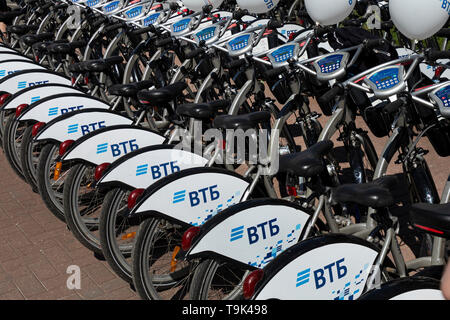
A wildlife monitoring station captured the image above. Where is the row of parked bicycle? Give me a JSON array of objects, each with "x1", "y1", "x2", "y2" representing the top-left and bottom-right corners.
[{"x1": 0, "y1": 0, "x2": 449, "y2": 300}]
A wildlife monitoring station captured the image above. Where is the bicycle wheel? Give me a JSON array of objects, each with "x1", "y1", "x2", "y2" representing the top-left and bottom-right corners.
[
  {"x1": 36, "y1": 143, "x2": 68, "y2": 222},
  {"x1": 20, "y1": 124, "x2": 41, "y2": 192},
  {"x1": 132, "y1": 217, "x2": 197, "y2": 300},
  {"x1": 3, "y1": 115, "x2": 27, "y2": 181},
  {"x1": 189, "y1": 259, "x2": 249, "y2": 300},
  {"x1": 99, "y1": 187, "x2": 137, "y2": 283},
  {"x1": 63, "y1": 163, "x2": 105, "y2": 255}
]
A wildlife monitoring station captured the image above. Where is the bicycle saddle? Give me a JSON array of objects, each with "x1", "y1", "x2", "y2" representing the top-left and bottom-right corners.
[
  {"x1": 213, "y1": 111, "x2": 271, "y2": 131},
  {"x1": 176, "y1": 100, "x2": 230, "y2": 120},
  {"x1": 32, "y1": 40, "x2": 55, "y2": 53},
  {"x1": 47, "y1": 41, "x2": 85, "y2": 55},
  {"x1": 278, "y1": 140, "x2": 334, "y2": 178},
  {"x1": 20, "y1": 33, "x2": 54, "y2": 46},
  {"x1": 410, "y1": 202, "x2": 450, "y2": 238},
  {"x1": 108, "y1": 80, "x2": 154, "y2": 98},
  {"x1": 7, "y1": 24, "x2": 38, "y2": 36},
  {"x1": 68, "y1": 56, "x2": 124, "y2": 73},
  {"x1": 138, "y1": 82, "x2": 188, "y2": 106},
  {"x1": 332, "y1": 174, "x2": 408, "y2": 208}
]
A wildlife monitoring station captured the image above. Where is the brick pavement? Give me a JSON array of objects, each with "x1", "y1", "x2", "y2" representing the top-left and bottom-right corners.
[{"x1": 0, "y1": 150, "x2": 138, "y2": 300}]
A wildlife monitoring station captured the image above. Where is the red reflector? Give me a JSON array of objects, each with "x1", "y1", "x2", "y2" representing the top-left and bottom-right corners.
[
  {"x1": 243, "y1": 269, "x2": 264, "y2": 299},
  {"x1": 59, "y1": 140, "x2": 75, "y2": 157},
  {"x1": 127, "y1": 188, "x2": 145, "y2": 210},
  {"x1": 413, "y1": 224, "x2": 444, "y2": 235},
  {"x1": 15, "y1": 104, "x2": 29, "y2": 118},
  {"x1": 84, "y1": 76, "x2": 89, "y2": 85},
  {"x1": 435, "y1": 66, "x2": 445, "y2": 78},
  {"x1": 181, "y1": 226, "x2": 200, "y2": 251},
  {"x1": 0, "y1": 93, "x2": 11, "y2": 106},
  {"x1": 32, "y1": 122, "x2": 46, "y2": 137},
  {"x1": 287, "y1": 186, "x2": 297, "y2": 197},
  {"x1": 94, "y1": 162, "x2": 111, "y2": 181}
]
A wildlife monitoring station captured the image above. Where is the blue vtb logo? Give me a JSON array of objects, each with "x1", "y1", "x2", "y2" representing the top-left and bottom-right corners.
[
  {"x1": 230, "y1": 225, "x2": 244, "y2": 242},
  {"x1": 31, "y1": 96, "x2": 40, "y2": 103},
  {"x1": 296, "y1": 258, "x2": 348, "y2": 290},
  {"x1": 68, "y1": 121, "x2": 106, "y2": 135},
  {"x1": 172, "y1": 185, "x2": 220, "y2": 207},
  {"x1": 96, "y1": 139, "x2": 139, "y2": 157},
  {"x1": 135, "y1": 161, "x2": 180, "y2": 179},
  {"x1": 0, "y1": 70, "x2": 20, "y2": 77},
  {"x1": 229, "y1": 218, "x2": 280, "y2": 245},
  {"x1": 48, "y1": 105, "x2": 84, "y2": 117},
  {"x1": 126, "y1": 6, "x2": 142, "y2": 18},
  {"x1": 18, "y1": 80, "x2": 49, "y2": 89},
  {"x1": 104, "y1": 0, "x2": 119, "y2": 12},
  {"x1": 144, "y1": 13, "x2": 160, "y2": 26}
]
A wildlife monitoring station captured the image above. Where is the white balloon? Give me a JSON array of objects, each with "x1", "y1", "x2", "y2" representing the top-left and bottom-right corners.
[
  {"x1": 304, "y1": 0, "x2": 356, "y2": 26},
  {"x1": 236, "y1": 0, "x2": 280, "y2": 14},
  {"x1": 181, "y1": 0, "x2": 223, "y2": 12},
  {"x1": 390, "y1": 0, "x2": 449, "y2": 40}
]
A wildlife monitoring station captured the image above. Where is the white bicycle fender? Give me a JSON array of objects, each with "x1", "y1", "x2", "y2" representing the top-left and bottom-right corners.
[
  {"x1": 188, "y1": 199, "x2": 311, "y2": 268},
  {"x1": 18, "y1": 94, "x2": 110, "y2": 123},
  {"x1": 0, "y1": 70, "x2": 71, "y2": 95},
  {"x1": 62, "y1": 126, "x2": 165, "y2": 165},
  {"x1": 131, "y1": 168, "x2": 250, "y2": 226},
  {"x1": 0, "y1": 52, "x2": 32, "y2": 63},
  {"x1": 0, "y1": 60, "x2": 45, "y2": 80},
  {"x1": 2, "y1": 84, "x2": 84, "y2": 110},
  {"x1": 98, "y1": 146, "x2": 208, "y2": 189},
  {"x1": 34, "y1": 110, "x2": 132, "y2": 143},
  {"x1": 254, "y1": 237, "x2": 379, "y2": 300}
]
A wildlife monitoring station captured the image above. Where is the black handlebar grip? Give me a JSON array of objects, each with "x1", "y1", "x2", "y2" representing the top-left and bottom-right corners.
[
  {"x1": 70, "y1": 40, "x2": 86, "y2": 48},
  {"x1": 264, "y1": 67, "x2": 286, "y2": 79},
  {"x1": 233, "y1": 9, "x2": 249, "y2": 20},
  {"x1": 315, "y1": 26, "x2": 331, "y2": 37},
  {"x1": 92, "y1": 17, "x2": 108, "y2": 29},
  {"x1": 267, "y1": 19, "x2": 283, "y2": 30},
  {"x1": 185, "y1": 48, "x2": 205, "y2": 60},
  {"x1": 435, "y1": 28, "x2": 450, "y2": 39},
  {"x1": 364, "y1": 38, "x2": 387, "y2": 49},
  {"x1": 381, "y1": 21, "x2": 393, "y2": 31},
  {"x1": 154, "y1": 37, "x2": 173, "y2": 47},
  {"x1": 104, "y1": 22, "x2": 128, "y2": 33},
  {"x1": 383, "y1": 99, "x2": 405, "y2": 114},
  {"x1": 131, "y1": 26, "x2": 155, "y2": 36},
  {"x1": 224, "y1": 59, "x2": 246, "y2": 69},
  {"x1": 317, "y1": 86, "x2": 344, "y2": 105},
  {"x1": 427, "y1": 50, "x2": 450, "y2": 61},
  {"x1": 54, "y1": 3, "x2": 68, "y2": 10},
  {"x1": 343, "y1": 19, "x2": 363, "y2": 27}
]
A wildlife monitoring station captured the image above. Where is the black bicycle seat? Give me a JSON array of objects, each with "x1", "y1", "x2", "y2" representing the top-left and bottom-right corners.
[
  {"x1": 108, "y1": 80, "x2": 154, "y2": 98},
  {"x1": 20, "y1": 32, "x2": 54, "y2": 46},
  {"x1": 47, "y1": 41, "x2": 85, "y2": 55},
  {"x1": 68, "y1": 56, "x2": 124, "y2": 73},
  {"x1": 278, "y1": 140, "x2": 334, "y2": 178},
  {"x1": 7, "y1": 24, "x2": 38, "y2": 36},
  {"x1": 138, "y1": 82, "x2": 187, "y2": 106},
  {"x1": 332, "y1": 174, "x2": 409, "y2": 208},
  {"x1": 176, "y1": 100, "x2": 229, "y2": 120},
  {"x1": 213, "y1": 111, "x2": 271, "y2": 131}
]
